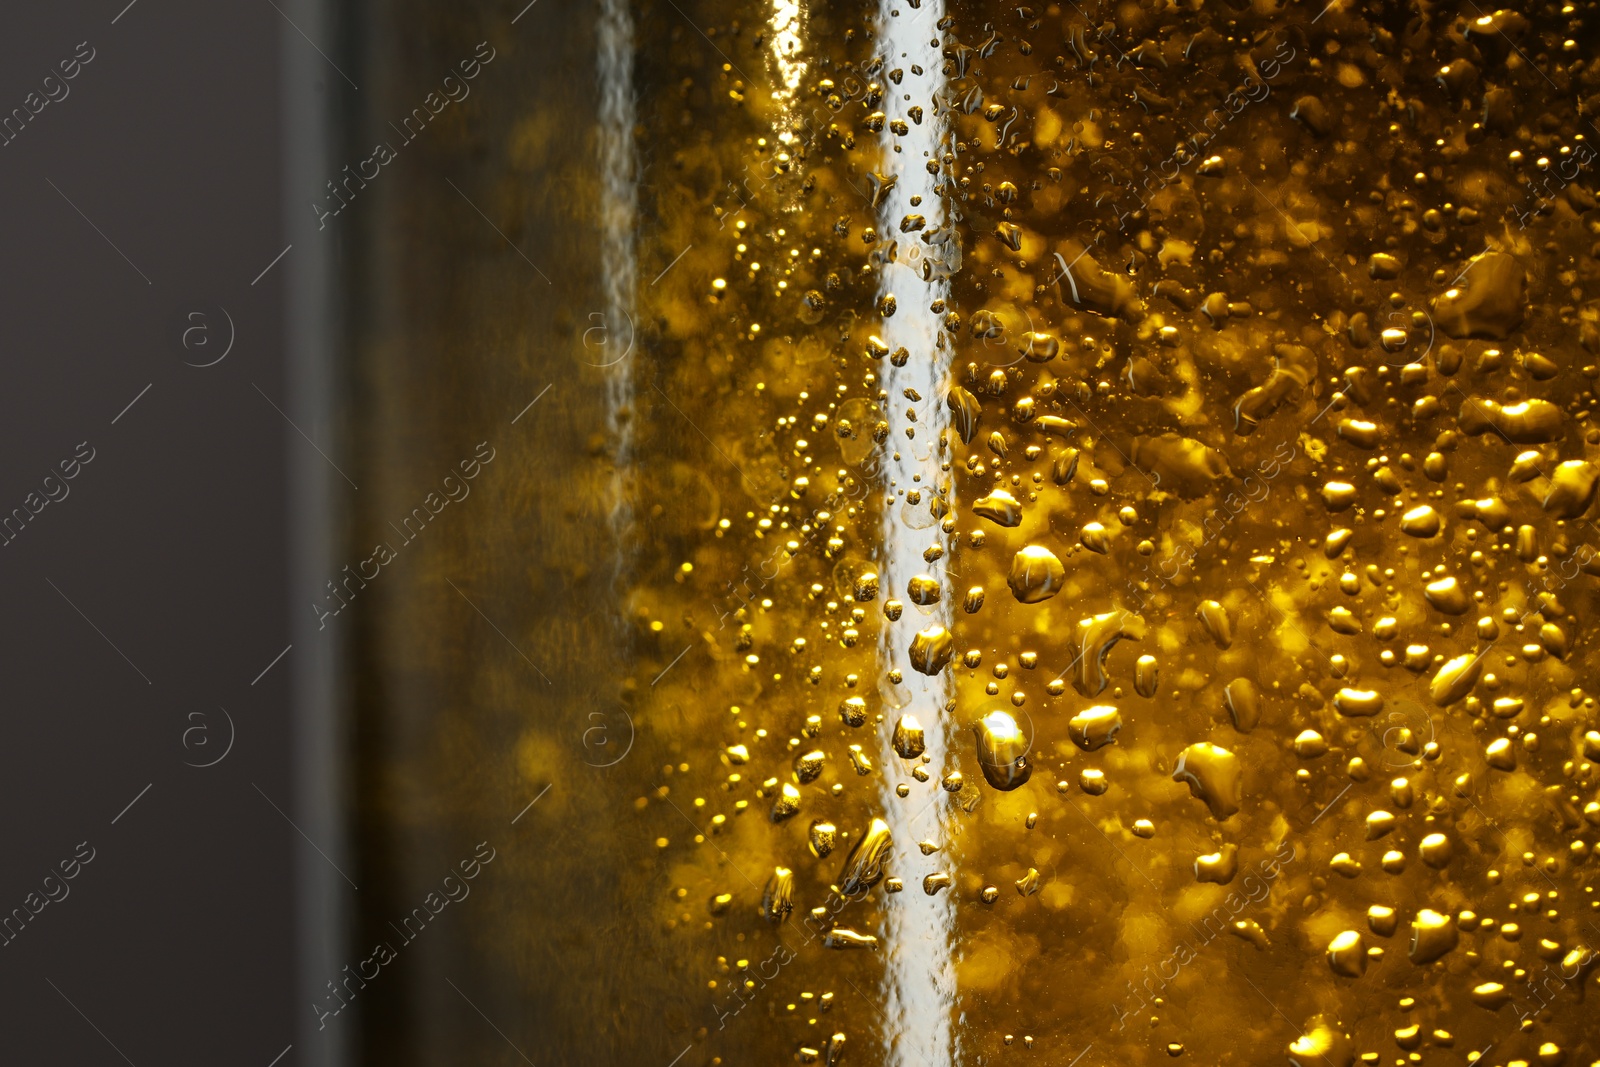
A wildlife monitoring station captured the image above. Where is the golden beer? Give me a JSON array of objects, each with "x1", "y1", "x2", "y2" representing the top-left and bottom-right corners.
[{"x1": 335, "y1": 1, "x2": 1600, "y2": 1064}]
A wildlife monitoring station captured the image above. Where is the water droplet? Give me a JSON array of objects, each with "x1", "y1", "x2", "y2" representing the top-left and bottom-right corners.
[
  {"x1": 1224, "y1": 678, "x2": 1260, "y2": 732},
  {"x1": 908, "y1": 625, "x2": 954, "y2": 674},
  {"x1": 1327, "y1": 930, "x2": 1366, "y2": 977},
  {"x1": 1171, "y1": 742, "x2": 1241, "y2": 819},
  {"x1": 891, "y1": 714, "x2": 925, "y2": 758},
  {"x1": 972, "y1": 489, "x2": 1023, "y2": 527},
  {"x1": 1409, "y1": 909, "x2": 1459, "y2": 964},
  {"x1": 837, "y1": 818, "x2": 892, "y2": 896},
  {"x1": 1399, "y1": 505, "x2": 1441, "y2": 537},
  {"x1": 1333, "y1": 688, "x2": 1383, "y2": 717},
  {"x1": 1135, "y1": 655, "x2": 1159, "y2": 698},
  {"x1": 1068, "y1": 704, "x2": 1122, "y2": 750},
  {"x1": 906, "y1": 574, "x2": 941, "y2": 605},
  {"x1": 1289, "y1": 1017, "x2": 1356, "y2": 1067},
  {"x1": 1329, "y1": 853, "x2": 1362, "y2": 878},
  {"x1": 1430, "y1": 652, "x2": 1482, "y2": 706},
  {"x1": 1544, "y1": 460, "x2": 1599, "y2": 517},
  {"x1": 1418, "y1": 832, "x2": 1453, "y2": 868},
  {"x1": 1230, "y1": 918, "x2": 1270, "y2": 949},
  {"x1": 1195, "y1": 844, "x2": 1238, "y2": 884},
  {"x1": 1020, "y1": 331, "x2": 1059, "y2": 363},
  {"x1": 809, "y1": 820, "x2": 838, "y2": 858},
  {"x1": 822, "y1": 927, "x2": 879, "y2": 950},
  {"x1": 795, "y1": 750, "x2": 826, "y2": 783},
  {"x1": 762, "y1": 867, "x2": 794, "y2": 921},
  {"x1": 1457, "y1": 396, "x2": 1562, "y2": 443},
  {"x1": 1294, "y1": 730, "x2": 1328, "y2": 758},
  {"x1": 1008, "y1": 545, "x2": 1065, "y2": 603},
  {"x1": 1196, "y1": 600, "x2": 1232, "y2": 648},
  {"x1": 1485, "y1": 736, "x2": 1516, "y2": 771},
  {"x1": 771, "y1": 782, "x2": 801, "y2": 822},
  {"x1": 1470, "y1": 982, "x2": 1511, "y2": 1010},
  {"x1": 1080, "y1": 521, "x2": 1112, "y2": 553},
  {"x1": 1423, "y1": 576, "x2": 1470, "y2": 615},
  {"x1": 973, "y1": 710, "x2": 1032, "y2": 790}
]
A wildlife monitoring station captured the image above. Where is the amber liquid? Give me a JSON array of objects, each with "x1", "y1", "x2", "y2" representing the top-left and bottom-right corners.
[{"x1": 342, "y1": 1, "x2": 1600, "y2": 1064}]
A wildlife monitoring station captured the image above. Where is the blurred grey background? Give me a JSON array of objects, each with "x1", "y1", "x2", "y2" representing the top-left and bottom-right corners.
[{"x1": 0, "y1": 1, "x2": 316, "y2": 1063}]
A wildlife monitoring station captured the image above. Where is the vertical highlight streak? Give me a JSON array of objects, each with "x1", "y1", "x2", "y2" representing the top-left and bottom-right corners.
[
  {"x1": 767, "y1": 0, "x2": 807, "y2": 108},
  {"x1": 597, "y1": 0, "x2": 637, "y2": 544},
  {"x1": 872, "y1": 2, "x2": 957, "y2": 1065}
]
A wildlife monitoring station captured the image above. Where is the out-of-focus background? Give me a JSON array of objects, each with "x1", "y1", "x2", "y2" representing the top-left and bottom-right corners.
[
  {"x1": 0, "y1": 2, "x2": 302, "y2": 1063},
  {"x1": 0, "y1": 0, "x2": 654, "y2": 1058},
  {"x1": 0, "y1": 3, "x2": 644, "y2": 1064}
]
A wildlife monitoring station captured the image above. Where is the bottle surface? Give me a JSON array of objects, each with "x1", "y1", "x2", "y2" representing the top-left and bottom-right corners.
[{"x1": 340, "y1": 0, "x2": 1600, "y2": 1064}]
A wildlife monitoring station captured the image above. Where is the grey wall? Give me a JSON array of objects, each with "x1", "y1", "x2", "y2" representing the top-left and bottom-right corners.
[{"x1": 0, "y1": 2, "x2": 303, "y2": 1064}]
